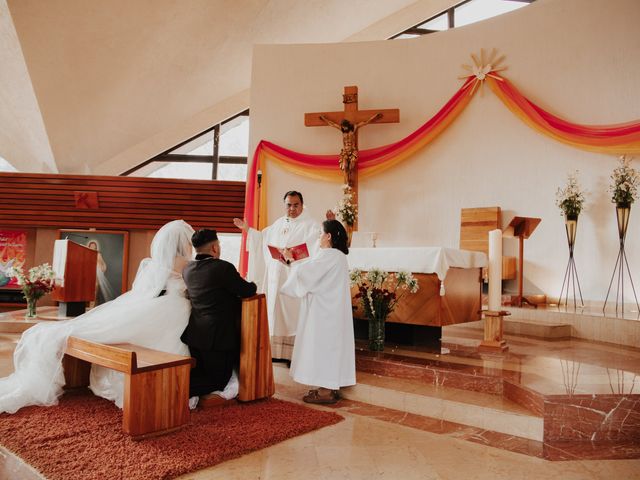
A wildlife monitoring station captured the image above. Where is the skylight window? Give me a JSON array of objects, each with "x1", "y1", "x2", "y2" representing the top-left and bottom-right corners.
[{"x1": 391, "y1": 0, "x2": 533, "y2": 39}]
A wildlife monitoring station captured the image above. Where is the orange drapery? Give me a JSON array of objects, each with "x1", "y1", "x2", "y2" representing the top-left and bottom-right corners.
[{"x1": 240, "y1": 72, "x2": 640, "y2": 275}]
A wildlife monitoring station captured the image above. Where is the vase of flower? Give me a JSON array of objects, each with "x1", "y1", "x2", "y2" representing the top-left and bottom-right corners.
[
  {"x1": 604, "y1": 155, "x2": 640, "y2": 313},
  {"x1": 556, "y1": 171, "x2": 585, "y2": 251},
  {"x1": 556, "y1": 171, "x2": 586, "y2": 307},
  {"x1": 336, "y1": 185, "x2": 357, "y2": 247},
  {"x1": 350, "y1": 268, "x2": 419, "y2": 352},
  {"x1": 610, "y1": 154, "x2": 637, "y2": 245},
  {"x1": 615, "y1": 203, "x2": 631, "y2": 243},
  {"x1": 368, "y1": 312, "x2": 386, "y2": 351},
  {"x1": 26, "y1": 296, "x2": 37, "y2": 318},
  {"x1": 564, "y1": 215, "x2": 578, "y2": 250},
  {"x1": 8, "y1": 263, "x2": 56, "y2": 319},
  {"x1": 609, "y1": 155, "x2": 638, "y2": 245}
]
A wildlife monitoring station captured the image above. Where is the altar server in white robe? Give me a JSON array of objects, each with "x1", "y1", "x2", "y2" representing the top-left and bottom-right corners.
[
  {"x1": 281, "y1": 219, "x2": 356, "y2": 404},
  {"x1": 234, "y1": 191, "x2": 322, "y2": 360}
]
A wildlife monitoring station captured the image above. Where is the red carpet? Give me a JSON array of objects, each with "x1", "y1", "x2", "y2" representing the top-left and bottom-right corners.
[{"x1": 0, "y1": 390, "x2": 343, "y2": 480}]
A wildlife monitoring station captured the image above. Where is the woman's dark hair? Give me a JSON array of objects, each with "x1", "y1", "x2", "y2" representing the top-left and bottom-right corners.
[
  {"x1": 283, "y1": 191, "x2": 304, "y2": 204},
  {"x1": 322, "y1": 220, "x2": 349, "y2": 255}
]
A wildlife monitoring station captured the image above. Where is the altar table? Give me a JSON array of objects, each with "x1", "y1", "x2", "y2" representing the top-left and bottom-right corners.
[{"x1": 348, "y1": 247, "x2": 487, "y2": 327}]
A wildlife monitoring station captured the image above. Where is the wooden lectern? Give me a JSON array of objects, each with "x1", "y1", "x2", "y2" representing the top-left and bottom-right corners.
[
  {"x1": 238, "y1": 294, "x2": 275, "y2": 402},
  {"x1": 51, "y1": 239, "x2": 98, "y2": 316},
  {"x1": 506, "y1": 216, "x2": 541, "y2": 308}
]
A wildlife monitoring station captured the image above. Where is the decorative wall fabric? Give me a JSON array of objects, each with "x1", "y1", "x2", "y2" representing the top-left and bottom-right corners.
[{"x1": 240, "y1": 70, "x2": 640, "y2": 275}]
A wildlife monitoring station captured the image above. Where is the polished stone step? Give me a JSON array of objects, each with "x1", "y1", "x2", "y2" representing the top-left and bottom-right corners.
[
  {"x1": 343, "y1": 372, "x2": 543, "y2": 442},
  {"x1": 447, "y1": 317, "x2": 572, "y2": 340},
  {"x1": 273, "y1": 364, "x2": 544, "y2": 442},
  {"x1": 506, "y1": 305, "x2": 640, "y2": 347}
]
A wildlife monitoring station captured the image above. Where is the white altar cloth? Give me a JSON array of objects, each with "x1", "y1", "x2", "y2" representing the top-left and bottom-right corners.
[{"x1": 347, "y1": 247, "x2": 487, "y2": 281}]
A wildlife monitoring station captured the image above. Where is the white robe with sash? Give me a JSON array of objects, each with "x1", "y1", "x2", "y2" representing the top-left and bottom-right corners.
[
  {"x1": 246, "y1": 211, "x2": 321, "y2": 357},
  {"x1": 281, "y1": 248, "x2": 356, "y2": 390}
]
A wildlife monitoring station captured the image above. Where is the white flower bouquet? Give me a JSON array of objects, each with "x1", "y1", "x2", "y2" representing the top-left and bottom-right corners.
[
  {"x1": 9, "y1": 263, "x2": 56, "y2": 317},
  {"x1": 350, "y1": 268, "x2": 419, "y2": 351},
  {"x1": 555, "y1": 170, "x2": 586, "y2": 219},
  {"x1": 335, "y1": 184, "x2": 358, "y2": 226},
  {"x1": 609, "y1": 155, "x2": 639, "y2": 206}
]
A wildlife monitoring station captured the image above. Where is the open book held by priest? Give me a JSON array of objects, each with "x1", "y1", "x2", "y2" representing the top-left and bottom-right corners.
[{"x1": 268, "y1": 243, "x2": 309, "y2": 266}]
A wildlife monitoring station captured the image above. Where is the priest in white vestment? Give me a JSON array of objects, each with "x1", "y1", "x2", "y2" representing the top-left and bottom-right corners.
[
  {"x1": 234, "y1": 191, "x2": 322, "y2": 360},
  {"x1": 281, "y1": 219, "x2": 356, "y2": 404}
]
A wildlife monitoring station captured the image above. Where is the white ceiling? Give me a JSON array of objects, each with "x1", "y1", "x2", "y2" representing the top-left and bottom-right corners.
[{"x1": 1, "y1": 0, "x2": 452, "y2": 175}]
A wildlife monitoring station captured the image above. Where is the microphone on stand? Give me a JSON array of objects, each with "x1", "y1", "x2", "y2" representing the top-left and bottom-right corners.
[{"x1": 257, "y1": 169, "x2": 263, "y2": 187}]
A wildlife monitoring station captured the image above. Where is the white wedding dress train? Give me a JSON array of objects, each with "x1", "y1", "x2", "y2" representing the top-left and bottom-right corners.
[
  {"x1": 87, "y1": 272, "x2": 191, "y2": 407},
  {"x1": 0, "y1": 220, "x2": 194, "y2": 413}
]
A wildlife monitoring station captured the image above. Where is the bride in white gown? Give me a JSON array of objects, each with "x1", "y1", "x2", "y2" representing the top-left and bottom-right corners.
[{"x1": 1, "y1": 220, "x2": 196, "y2": 413}]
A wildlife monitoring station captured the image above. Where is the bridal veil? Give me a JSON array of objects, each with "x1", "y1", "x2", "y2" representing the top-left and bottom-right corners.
[{"x1": 0, "y1": 220, "x2": 195, "y2": 413}]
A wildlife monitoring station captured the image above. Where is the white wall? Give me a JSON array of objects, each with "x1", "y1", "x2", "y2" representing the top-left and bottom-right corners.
[{"x1": 249, "y1": 0, "x2": 640, "y2": 303}]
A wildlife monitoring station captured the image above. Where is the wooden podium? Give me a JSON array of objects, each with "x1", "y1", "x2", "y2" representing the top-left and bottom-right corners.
[
  {"x1": 238, "y1": 294, "x2": 275, "y2": 402},
  {"x1": 51, "y1": 239, "x2": 98, "y2": 316},
  {"x1": 506, "y1": 216, "x2": 541, "y2": 308}
]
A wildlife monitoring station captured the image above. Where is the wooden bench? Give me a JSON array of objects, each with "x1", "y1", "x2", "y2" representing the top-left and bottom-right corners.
[
  {"x1": 63, "y1": 337, "x2": 195, "y2": 439},
  {"x1": 61, "y1": 294, "x2": 274, "y2": 436}
]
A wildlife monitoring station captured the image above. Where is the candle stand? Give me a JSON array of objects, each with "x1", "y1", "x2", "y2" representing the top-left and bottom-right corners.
[{"x1": 478, "y1": 310, "x2": 510, "y2": 352}]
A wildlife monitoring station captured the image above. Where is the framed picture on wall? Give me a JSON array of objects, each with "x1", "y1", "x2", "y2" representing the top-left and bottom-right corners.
[
  {"x1": 58, "y1": 229, "x2": 129, "y2": 305},
  {"x1": 0, "y1": 229, "x2": 28, "y2": 288}
]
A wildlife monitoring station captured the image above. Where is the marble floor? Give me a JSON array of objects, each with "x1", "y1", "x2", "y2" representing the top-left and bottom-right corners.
[
  {"x1": 1, "y1": 329, "x2": 640, "y2": 479},
  {"x1": 372, "y1": 327, "x2": 640, "y2": 397}
]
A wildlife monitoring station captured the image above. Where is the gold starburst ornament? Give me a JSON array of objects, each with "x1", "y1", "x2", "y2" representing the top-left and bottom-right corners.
[{"x1": 460, "y1": 48, "x2": 508, "y2": 95}]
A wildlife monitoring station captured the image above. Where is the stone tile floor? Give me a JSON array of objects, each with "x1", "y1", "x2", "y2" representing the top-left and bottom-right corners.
[{"x1": 1, "y1": 329, "x2": 639, "y2": 479}]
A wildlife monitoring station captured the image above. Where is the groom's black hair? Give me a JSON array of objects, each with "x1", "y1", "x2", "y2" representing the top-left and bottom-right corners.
[{"x1": 191, "y1": 229, "x2": 218, "y2": 248}]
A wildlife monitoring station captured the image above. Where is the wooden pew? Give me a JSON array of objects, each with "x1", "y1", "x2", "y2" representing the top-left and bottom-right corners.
[
  {"x1": 62, "y1": 294, "x2": 274, "y2": 433},
  {"x1": 238, "y1": 294, "x2": 275, "y2": 401},
  {"x1": 63, "y1": 337, "x2": 194, "y2": 439}
]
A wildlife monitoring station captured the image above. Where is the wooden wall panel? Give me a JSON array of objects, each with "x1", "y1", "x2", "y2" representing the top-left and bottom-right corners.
[
  {"x1": 460, "y1": 207, "x2": 501, "y2": 255},
  {"x1": 0, "y1": 173, "x2": 245, "y2": 232},
  {"x1": 459, "y1": 206, "x2": 517, "y2": 281}
]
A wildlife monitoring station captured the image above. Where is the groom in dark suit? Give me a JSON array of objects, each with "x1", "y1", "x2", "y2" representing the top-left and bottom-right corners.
[{"x1": 181, "y1": 229, "x2": 257, "y2": 397}]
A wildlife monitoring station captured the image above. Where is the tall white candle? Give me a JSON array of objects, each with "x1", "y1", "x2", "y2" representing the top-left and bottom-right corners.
[{"x1": 488, "y1": 229, "x2": 503, "y2": 311}]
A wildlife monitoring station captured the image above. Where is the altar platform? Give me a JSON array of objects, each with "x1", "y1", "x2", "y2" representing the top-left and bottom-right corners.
[
  {"x1": 3, "y1": 304, "x2": 638, "y2": 462},
  {"x1": 275, "y1": 307, "x2": 640, "y2": 462}
]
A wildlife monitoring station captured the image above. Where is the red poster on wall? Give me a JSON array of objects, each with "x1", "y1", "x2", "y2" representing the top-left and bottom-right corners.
[{"x1": 0, "y1": 230, "x2": 27, "y2": 288}]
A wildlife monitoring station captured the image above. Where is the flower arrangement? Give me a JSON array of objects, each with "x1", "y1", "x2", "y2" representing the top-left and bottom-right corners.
[
  {"x1": 350, "y1": 268, "x2": 419, "y2": 351},
  {"x1": 9, "y1": 263, "x2": 56, "y2": 317},
  {"x1": 609, "y1": 155, "x2": 639, "y2": 207},
  {"x1": 335, "y1": 184, "x2": 358, "y2": 227},
  {"x1": 555, "y1": 170, "x2": 586, "y2": 219}
]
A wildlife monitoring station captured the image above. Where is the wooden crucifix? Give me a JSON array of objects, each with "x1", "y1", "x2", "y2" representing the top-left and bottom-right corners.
[{"x1": 305, "y1": 86, "x2": 399, "y2": 230}]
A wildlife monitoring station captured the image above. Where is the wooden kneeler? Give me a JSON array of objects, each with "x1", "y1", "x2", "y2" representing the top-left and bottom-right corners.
[
  {"x1": 63, "y1": 337, "x2": 195, "y2": 439},
  {"x1": 238, "y1": 294, "x2": 275, "y2": 401}
]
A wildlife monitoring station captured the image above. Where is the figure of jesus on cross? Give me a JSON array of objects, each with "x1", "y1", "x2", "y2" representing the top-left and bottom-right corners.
[
  {"x1": 318, "y1": 113, "x2": 382, "y2": 186},
  {"x1": 305, "y1": 86, "x2": 399, "y2": 229}
]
